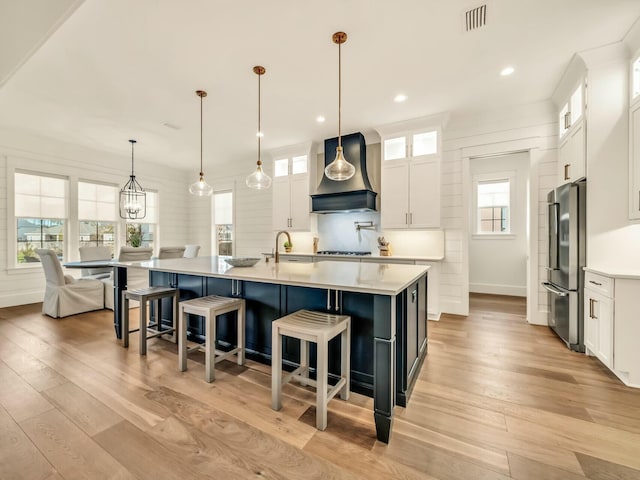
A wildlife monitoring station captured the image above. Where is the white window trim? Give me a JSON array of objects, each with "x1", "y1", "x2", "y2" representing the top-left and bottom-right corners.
[
  {"x1": 472, "y1": 170, "x2": 516, "y2": 237},
  {"x1": 7, "y1": 155, "x2": 162, "y2": 270},
  {"x1": 8, "y1": 163, "x2": 70, "y2": 271},
  {"x1": 211, "y1": 182, "x2": 235, "y2": 257}
]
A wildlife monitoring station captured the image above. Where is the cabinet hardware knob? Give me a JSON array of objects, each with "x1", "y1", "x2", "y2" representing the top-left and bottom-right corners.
[{"x1": 564, "y1": 164, "x2": 570, "y2": 180}]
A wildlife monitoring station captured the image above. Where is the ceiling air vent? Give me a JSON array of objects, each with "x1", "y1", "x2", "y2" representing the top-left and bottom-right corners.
[{"x1": 465, "y1": 4, "x2": 487, "y2": 31}]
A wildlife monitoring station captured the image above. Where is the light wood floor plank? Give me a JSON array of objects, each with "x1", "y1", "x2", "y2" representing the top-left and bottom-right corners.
[
  {"x1": 0, "y1": 359, "x2": 54, "y2": 422},
  {"x1": 19, "y1": 409, "x2": 135, "y2": 480},
  {"x1": 0, "y1": 404, "x2": 56, "y2": 480},
  {"x1": 2, "y1": 294, "x2": 640, "y2": 479},
  {"x1": 42, "y1": 381, "x2": 124, "y2": 437}
]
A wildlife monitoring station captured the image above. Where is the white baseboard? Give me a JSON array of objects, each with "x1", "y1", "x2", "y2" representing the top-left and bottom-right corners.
[
  {"x1": 469, "y1": 283, "x2": 526, "y2": 297},
  {"x1": 0, "y1": 290, "x2": 43, "y2": 309},
  {"x1": 427, "y1": 311, "x2": 441, "y2": 321}
]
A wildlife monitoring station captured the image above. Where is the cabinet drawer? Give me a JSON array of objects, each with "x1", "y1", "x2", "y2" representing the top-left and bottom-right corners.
[{"x1": 584, "y1": 272, "x2": 613, "y2": 298}]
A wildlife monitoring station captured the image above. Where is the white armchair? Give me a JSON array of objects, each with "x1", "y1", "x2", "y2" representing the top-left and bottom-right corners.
[
  {"x1": 36, "y1": 249, "x2": 104, "y2": 318},
  {"x1": 79, "y1": 246, "x2": 112, "y2": 279},
  {"x1": 103, "y1": 246, "x2": 153, "y2": 310},
  {"x1": 183, "y1": 244, "x2": 200, "y2": 258}
]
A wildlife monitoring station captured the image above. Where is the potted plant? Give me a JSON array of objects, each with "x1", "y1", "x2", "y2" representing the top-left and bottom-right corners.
[
  {"x1": 127, "y1": 225, "x2": 143, "y2": 248},
  {"x1": 283, "y1": 241, "x2": 293, "y2": 253}
]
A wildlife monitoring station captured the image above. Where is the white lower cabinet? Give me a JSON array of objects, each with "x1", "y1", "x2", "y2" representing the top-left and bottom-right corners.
[
  {"x1": 584, "y1": 288, "x2": 613, "y2": 368},
  {"x1": 584, "y1": 270, "x2": 640, "y2": 388}
]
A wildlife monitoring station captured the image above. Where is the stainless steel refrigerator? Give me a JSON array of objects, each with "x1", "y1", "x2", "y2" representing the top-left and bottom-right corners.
[{"x1": 542, "y1": 180, "x2": 586, "y2": 352}]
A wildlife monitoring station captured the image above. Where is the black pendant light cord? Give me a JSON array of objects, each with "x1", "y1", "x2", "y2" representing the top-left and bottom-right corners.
[{"x1": 130, "y1": 139, "x2": 136, "y2": 177}]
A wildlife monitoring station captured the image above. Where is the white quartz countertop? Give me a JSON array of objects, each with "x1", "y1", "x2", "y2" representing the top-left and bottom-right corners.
[
  {"x1": 583, "y1": 266, "x2": 640, "y2": 280},
  {"x1": 120, "y1": 256, "x2": 430, "y2": 295},
  {"x1": 280, "y1": 252, "x2": 445, "y2": 261}
]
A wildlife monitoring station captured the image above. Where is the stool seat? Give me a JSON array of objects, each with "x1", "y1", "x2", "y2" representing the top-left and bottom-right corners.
[
  {"x1": 271, "y1": 309, "x2": 351, "y2": 431},
  {"x1": 178, "y1": 295, "x2": 245, "y2": 382},
  {"x1": 122, "y1": 286, "x2": 179, "y2": 355}
]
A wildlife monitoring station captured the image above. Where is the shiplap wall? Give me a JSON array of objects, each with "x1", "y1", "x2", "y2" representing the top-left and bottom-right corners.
[
  {"x1": 442, "y1": 101, "x2": 558, "y2": 320},
  {"x1": 187, "y1": 162, "x2": 272, "y2": 258},
  {"x1": 0, "y1": 129, "x2": 190, "y2": 308}
]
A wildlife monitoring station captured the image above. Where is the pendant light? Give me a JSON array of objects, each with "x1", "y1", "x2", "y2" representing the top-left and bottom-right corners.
[
  {"x1": 325, "y1": 31, "x2": 355, "y2": 181},
  {"x1": 119, "y1": 139, "x2": 146, "y2": 219},
  {"x1": 246, "y1": 65, "x2": 272, "y2": 189},
  {"x1": 189, "y1": 90, "x2": 214, "y2": 196}
]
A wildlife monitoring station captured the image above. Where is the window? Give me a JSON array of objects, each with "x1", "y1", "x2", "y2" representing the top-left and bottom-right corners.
[
  {"x1": 78, "y1": 181, "x2": 117, "y2": 256},
  {"x1": 15, "y1": 172, "x2": 67, "y2": 264},
  {"x1": 476, "y1": 179, "x2": 510, "y2": 234},
  {"x1": 126, "y1": 191, "x2": 157, "y2": 249},
  {"x1": 213, "y1": 191, "x2": 233, "y2": 255}
]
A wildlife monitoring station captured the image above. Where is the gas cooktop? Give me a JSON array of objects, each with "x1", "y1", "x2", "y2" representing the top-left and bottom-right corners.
[{"x1": 316, "y1": 250, "x2": 372, "y2": 256}]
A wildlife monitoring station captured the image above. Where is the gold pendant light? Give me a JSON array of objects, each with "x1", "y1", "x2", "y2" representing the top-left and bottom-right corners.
[
  {"x1": 325, "y1": 31, "x2": 355, "y2": 182},
  {"x1": 119, "y1": 139, "x2": 147, "y2": 219},
  {"x1": 189, "y1": 90, "x2": 214, "y2": 196},
  {"x1": 246, "y1": 65, "x2": 272, "y2": 190}
]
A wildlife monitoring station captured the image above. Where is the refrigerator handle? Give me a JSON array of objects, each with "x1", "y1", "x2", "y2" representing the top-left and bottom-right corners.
[
  {"x1": 542, "y1": 282, "x2": 568, "y2": 297},
  {"x1": 548, "y1": 203, "x2": 559, "y2": 270}
]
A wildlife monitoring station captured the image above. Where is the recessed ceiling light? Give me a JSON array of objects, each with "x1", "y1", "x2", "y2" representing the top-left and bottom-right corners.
[
  {"x1": 316, "y1": 115, "x2": 325, "y2": 123},
  {"x1": 256, "y1": 131, "x2": 264, "y2": 137},
  {"x1": 394, "y1": 94, "x2": 407, "y2": 103},
  {"x1": 500, "y1": 66, "x2": 515, "y2": 76}
]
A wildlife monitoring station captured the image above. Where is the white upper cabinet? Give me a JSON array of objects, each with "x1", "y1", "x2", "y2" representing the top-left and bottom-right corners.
[
  {"x1": 377, "y1": 117, "x2": 444, "y2": 230},
  {"x1": 629, "y1": 55, "x2": 640, "y2": 219},
  {"x1": 270, "y1": 143, "x2": 316, "y2": 231},
  {"x1": 557, "y1": 82, "x2": 586, "y2": 184}
]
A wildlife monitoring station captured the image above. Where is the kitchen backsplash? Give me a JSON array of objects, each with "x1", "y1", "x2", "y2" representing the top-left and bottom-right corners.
[{"x1": 287, "y1": 212, "x2": 445, "y2": 257}]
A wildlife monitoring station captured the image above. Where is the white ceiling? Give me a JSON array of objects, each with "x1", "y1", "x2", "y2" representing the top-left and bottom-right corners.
[{"x1": 1, "y1": 0, "x2": 639, "y2": 172}]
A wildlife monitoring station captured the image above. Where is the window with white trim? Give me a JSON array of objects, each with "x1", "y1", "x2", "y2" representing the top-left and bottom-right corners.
[
  {"x1": 78, "y1": 181, "x2": 117, "y2": 257},
  {"x1": 126, "y1": 191, "x2": 157, "y2": 250},
  {"x1": 15, "y1": 172, "x2": 68, "y2": 264},
  {"x1": 475, "y1": 178, "x2": 511, "y2": 234},
  {"x1": 213, "y1": 190, "x2": 233, "y2": 255}
]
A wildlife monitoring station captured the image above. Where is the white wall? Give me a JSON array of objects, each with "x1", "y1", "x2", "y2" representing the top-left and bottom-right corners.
[
  {"x1": 469, "y1": 152, "x2": 529, "y2": 296},
  {"x1": 0, "y1": 128, "x2": 190, "y2": 307},
  {"x1": 443, "y1": 101, "x2": 557, "y2": 320},
  {"x1": 187, "y1": 160, "x2": 272, "y2": 258}
]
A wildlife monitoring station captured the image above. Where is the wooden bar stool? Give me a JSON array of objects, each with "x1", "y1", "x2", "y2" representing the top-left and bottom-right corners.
[
  {"x1": 122, "y1": 286, "x2": 179, "y2": 355},
  {"x1": 271, "y1": 309, "x2": 351, "y2": 430},
  {"x1": 178, "y1": 295, "x2": 246, "y2": 382}
]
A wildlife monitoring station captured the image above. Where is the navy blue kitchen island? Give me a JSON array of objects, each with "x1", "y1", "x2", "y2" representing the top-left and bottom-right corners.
[{"x1": 110, "y1": 257, "x2": 429, "y2": 443}]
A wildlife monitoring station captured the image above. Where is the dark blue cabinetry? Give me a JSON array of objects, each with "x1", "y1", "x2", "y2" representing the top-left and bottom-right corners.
[{"x1": 139, "y1": 265, "x2": 428, "y2": 444}]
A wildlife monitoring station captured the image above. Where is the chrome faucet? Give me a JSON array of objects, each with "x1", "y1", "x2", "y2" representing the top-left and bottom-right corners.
[{"x1": 274, "y1": 230, "x2": 291, "y2": 263}]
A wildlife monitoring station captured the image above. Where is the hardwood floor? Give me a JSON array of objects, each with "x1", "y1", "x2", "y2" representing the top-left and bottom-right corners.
[{"x1": 1, "y1": 294, "x2": 640, "y2": 479}]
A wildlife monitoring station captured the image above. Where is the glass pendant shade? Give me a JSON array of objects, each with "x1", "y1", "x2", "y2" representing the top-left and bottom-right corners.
[
  {"x1": 191, "y1": 90, "x2": 213, "y2": 197},
  {"x1": 325, "y1": 145, "x2": 355, "y2": 181},
  {"x1": 189, "y1": 173, "x2": 214, "y2": 196},
  {"x1": 119, "y1": 139, "x2": 147, "y2": 219},
  {"x1": 246, "y1": 65, "x2": 272, "y2": 190},
  {"x1": 246, "y1": 163, "x2": 272, "y2": 189},
  {"x1": 325, "y1": 31, "x2": 355, "y2": 182}
]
